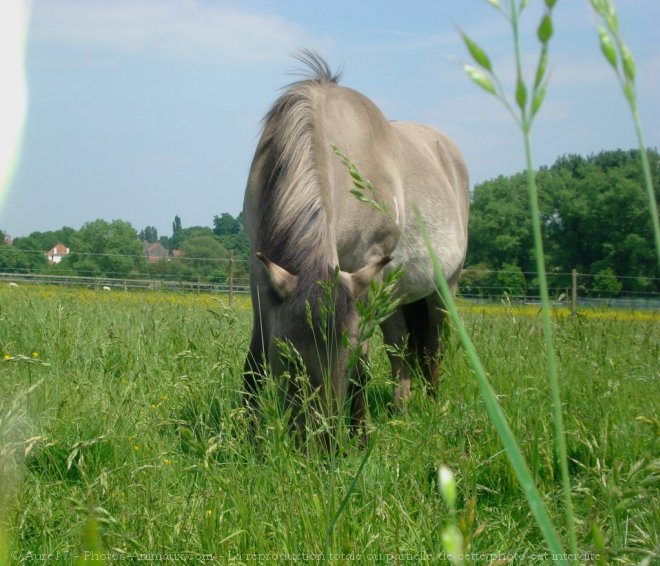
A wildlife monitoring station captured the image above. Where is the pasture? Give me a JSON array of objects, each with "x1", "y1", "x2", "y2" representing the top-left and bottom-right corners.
[{"x1": 0, "y1": 285, "x2": 657, "y2": 564}]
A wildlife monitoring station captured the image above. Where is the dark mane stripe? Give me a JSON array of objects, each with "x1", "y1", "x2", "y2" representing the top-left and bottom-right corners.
[{"x1": 252, "y1": 51, "x2": 340, "y2": 275}]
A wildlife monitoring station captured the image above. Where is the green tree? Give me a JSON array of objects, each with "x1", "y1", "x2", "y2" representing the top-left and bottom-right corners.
[
  {"x1": 139, "y1": 226, "x2": 158, "y2": 243},
  {"x1": 467, "y1": 148, "x2": 659, "y2": 295},
  {"x1": 459, "y1": 262, "x2": 496, "y2": 298},
  {"x1": 167, "y1": 215, "x2": 214, "y2": 252},
  {"x1": 544, "y1": 149, "x2": 659, "y2": 289},
  {"x1": 13, "y1": 227, "x2": 76, "y2": 263},
  {"x1": 592, "y1": 267, "x2": 623, "y2": 297},
  {"x1": 180, "y1": 226, "x2": 214, "y2": 241},
  {"x1": 495, "y1": 263, "x2": 527, "y2": 298},
  {"x1": 213, "y1": 213, "x2": 241, "y2": 236},
  {"x1": 170, "y1": 215, "x2": 184, "y2": 250},
  {"x1": 9, "y1": 236, "x2": 49, "y2": 272},
  {"x1": 63, "y1": 219, "x2": 146, "y2": 278},
  {"x1": 0, "y1": 245, "x2": 32, "y2": 273},
  {"x1": 213, "y1": 211, "x2": 249, "y2": 264},
  {"x1": 180, "y1": 236, "x2": 229, "y2": 280},
  {"x1": 467, "y1": 173, "x2": 539, "y2": 271},
  {"x1": 158, "y1": 235, "x2": 171, "y2": 250},
  {"x1": 146, "y1": 255, "x2": 194, "y2": 282}
]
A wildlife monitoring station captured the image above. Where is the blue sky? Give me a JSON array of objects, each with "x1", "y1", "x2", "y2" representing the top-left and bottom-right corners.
[{"x1": 2, "y1": 0, "x2": 659, "y2": 239}]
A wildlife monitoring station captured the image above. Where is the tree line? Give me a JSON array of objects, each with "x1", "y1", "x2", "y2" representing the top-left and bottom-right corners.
[
  {"x1": 0, "y1": 213, "x2": 250, "y2": 284},
  {"x1": 1, "y1": 148, "x2": 658, "y2": 296},
  {"x1": 462, "y1": 148, "x2": 659, "y2": 297}
]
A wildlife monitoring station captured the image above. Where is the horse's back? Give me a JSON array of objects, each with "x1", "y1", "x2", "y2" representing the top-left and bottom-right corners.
[
  {"x1": 317, "y1": 89, "x2": 469, "y2": 301},
  {"x1": 388, "y1": 121, "x2": 470, "y2": 300},
  {"x1": 245, "y1": 70, "x2": 469, "y2": 303},
  {"x1": 392, "y1": 121, "x2": 469, "y2": 225}
]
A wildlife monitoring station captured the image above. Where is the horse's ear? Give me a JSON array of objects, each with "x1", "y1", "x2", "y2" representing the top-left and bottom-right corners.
[
  {"x1": 347, "y1": 256, "x2": 392, "y2": 298},
  {"x1": 257, "y1": 252, "x2": 298, "y2": 300}
]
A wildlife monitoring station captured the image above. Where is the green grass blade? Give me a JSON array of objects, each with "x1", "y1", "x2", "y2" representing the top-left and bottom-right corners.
[
  {"x1": 521, "y1": 134, "x2": 578, "y2": 560},
  {"x1": 323, "y1": 437, "x2": 376, "y2": 563},
  {"x1": 633, "y1": 124, "x2": 660, "y2": 266},
  {"x1": 591, "y1": 0, "x2": 660, "y2": 266},
  {"x1": 418, "y1": 217, "x2": 567, "y2": 563},
  {"x1": 510, "y1": 3, "x2": 578, "y2": 558}
]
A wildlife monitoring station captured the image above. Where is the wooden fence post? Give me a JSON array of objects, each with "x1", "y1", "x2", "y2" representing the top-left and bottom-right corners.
[
  {"x1": 228, "y1": 250, "x2": 234, "y2": 307},
  {"x1": 571, "y1": 269, "x2": 578, "y2": 316}
]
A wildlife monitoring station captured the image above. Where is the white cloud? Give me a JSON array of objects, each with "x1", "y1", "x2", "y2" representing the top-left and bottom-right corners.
[{"x1": 29, "y1": 0, "x2": 331, "y2": 64}]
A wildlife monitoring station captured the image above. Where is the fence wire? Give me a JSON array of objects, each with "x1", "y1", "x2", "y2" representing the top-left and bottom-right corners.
[{"x1": 1, "y1": 257, "x2": 658, "y2": 309}]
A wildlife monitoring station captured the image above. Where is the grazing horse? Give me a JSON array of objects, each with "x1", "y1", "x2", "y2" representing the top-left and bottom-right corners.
[{"x1": 243, "y1": 52, "x2": 469, "y2": 441}]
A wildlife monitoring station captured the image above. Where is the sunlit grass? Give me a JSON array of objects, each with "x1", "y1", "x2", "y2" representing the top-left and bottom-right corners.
[
  {"x1": 0, "y1": 285, "x2": 657, "y2": 564},
  {"x1": 1, "y1": 284, "x2": 252, "y2": 310},
  {"x1": 461, "y1": 302, "x2": 659, "y2": 322}
]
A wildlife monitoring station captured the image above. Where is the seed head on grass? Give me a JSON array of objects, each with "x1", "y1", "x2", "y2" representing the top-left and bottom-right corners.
[
  {"x1": 459, "y1": 1, "x2": 576, "y2": 561},
  {"x1": 442, "y1": 525, "x2": 465, "y2": 566},
  {"x1": 438, "y1": 465, "x2": 457, "y2": 512},
  {"x1": 590, "y1": 0, "x2": 660, "y2": 265},
  {"x1": 438, "y1": 465, "x2": 464, "y2": 565},
  {"x1": 332, "y1": 144, "x2": 391, "y2": 217},
  {"x1": 77, "y1": 515, "x2": 105, "y2": 566}
]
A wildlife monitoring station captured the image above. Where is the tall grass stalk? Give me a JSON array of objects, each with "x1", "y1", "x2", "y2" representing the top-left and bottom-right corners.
[
  {"x1": 337, "y1": 2, "x2": 577, "y2": 556},
  {"x1": 278, "y1": 271, "x2": 397, "y2": 560},
  {"x1": 438, "y1": 466, "x2": 465, "y2": 566},
  {"x1": 335, "y1": 135, "x2": 569, "y2": 559},
  {"x1": 590, "y1": 0, "x2": 660, "y2": 266},
  {"x1": 2, "y1": 286, "x2": 657, "y2": 560},
  {"x1": 419, "y1": 219, "x2": 566, "y2": 562},
  {"x1": 323, "y1": 437, "x2": 375, "y2": 564},
  {"x1": 461, "y1": 0, "x2": 578, "y2": 559}
]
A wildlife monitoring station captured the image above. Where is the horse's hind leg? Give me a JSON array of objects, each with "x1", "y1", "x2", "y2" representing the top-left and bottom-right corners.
[
  {"x1": 382, "y1": 296, "x2": 449, "y2": 406},
  {"x1": 381, "y1": 307, "x2": 415, "y2": 408},
  {"x1": 409, "y1": 293, "x2": 448, "y2": 398}
]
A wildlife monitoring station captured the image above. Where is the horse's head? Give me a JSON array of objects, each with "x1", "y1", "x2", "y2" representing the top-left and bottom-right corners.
[{"x1": 256, "y1": 252, "x2": 391, "y2": 431}]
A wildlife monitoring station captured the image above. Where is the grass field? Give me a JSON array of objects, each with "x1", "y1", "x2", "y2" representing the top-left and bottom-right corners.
[{"x1": 0, "y1": 285, "x2": 658, "y2": 564}]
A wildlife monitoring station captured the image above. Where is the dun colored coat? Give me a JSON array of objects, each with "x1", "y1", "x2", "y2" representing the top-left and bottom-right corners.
[{"x1": 243, "y1": 52, "x2": 469, "y2": 442}]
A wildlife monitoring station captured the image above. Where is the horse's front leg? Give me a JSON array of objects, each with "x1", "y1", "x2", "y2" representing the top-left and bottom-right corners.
[
  {"x1": 348, "y1": 349, "x2": 370, "y2": 447},
  {"x1": 380, "y1": 308, "x2": 413, "y2": 408}
]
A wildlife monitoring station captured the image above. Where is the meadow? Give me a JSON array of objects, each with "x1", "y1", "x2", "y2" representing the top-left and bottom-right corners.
[{"x1": 0, "y1": 285, "x2": 657, "y2": 564}]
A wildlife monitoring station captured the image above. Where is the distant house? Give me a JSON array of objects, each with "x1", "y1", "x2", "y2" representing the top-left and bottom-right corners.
[
  {"x1": 46, "y1": 243, "x2": 70, "y2": 264},
  {"x1": 172, "y1": 249, "x2": 184, "y2": 259},
  {"x1": 144, "y1": 242, "x2": 169, "y2": 263}
]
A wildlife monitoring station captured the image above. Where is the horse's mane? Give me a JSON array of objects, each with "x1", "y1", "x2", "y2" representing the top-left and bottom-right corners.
[
  {"x1": 288, "y1": 49, "x2": 342, "y2": 85},
  {"x1": 251, "y1": 51, "x2": 340, "y2": 275}
]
